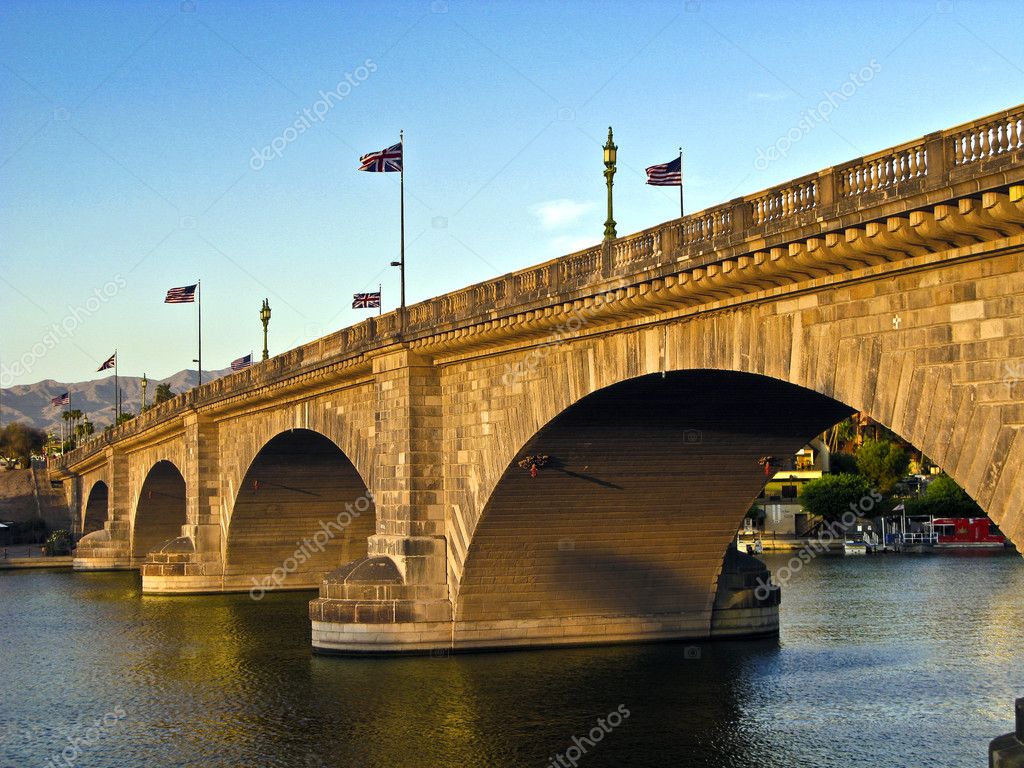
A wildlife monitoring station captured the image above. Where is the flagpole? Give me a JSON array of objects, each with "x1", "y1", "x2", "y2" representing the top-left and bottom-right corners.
[
  {"x1": 378, "y1": 283, "x2": 382, "y2": 316},
  {"x1": 197, "y1": 280, "x2": 202, "y2": 387},
  {"x1": 114, "y1": 350, "x2": 119, "y2": 423},
  {"x1": 399, "y1": 130, "x2": 406, "y2": 324},
  {"x1": 679, "y1": 147, "x2": 684, "y2": 218}
]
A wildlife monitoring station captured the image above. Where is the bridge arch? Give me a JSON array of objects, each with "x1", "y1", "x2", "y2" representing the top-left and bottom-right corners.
[
  {"x1": 81, "y1": 480, "x2": 109, "y2": 535},
  {"x1": 224, "y1": 428, "x2": 376, "y2": 590},
  {"x1": 132, "y1": 460, "x2": 187, "y2": 562},
  {"x1": 448, "y1": 264, "x2": 1024, "y2": 593},
  {"x1": 455, "y1": 369, "x2": 855, "y2": 630}
]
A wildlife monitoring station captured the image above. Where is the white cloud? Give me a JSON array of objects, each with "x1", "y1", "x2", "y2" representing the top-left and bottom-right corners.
[
  {"x1": 549, "y1": 234, "x2": 597, "y2": 254},
  {"x1": 750, "y1": 90, "x2": 791, "y2": 102},
  {"x1": 531, "y1": 198, "x2": 596, "y2": 231}
]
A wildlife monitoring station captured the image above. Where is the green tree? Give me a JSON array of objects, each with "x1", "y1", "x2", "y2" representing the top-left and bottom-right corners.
[
  {"x1": 829, "y1": 452, "x2": 858, "y2": 475},
  {"x1": 799, "y1": 473, "x2": 875, "y2": 521},
  {"x1": 0, "y1": 422, "x2": 48, "y2": 466},
  {"x1": 153, "y1": 383, "x2": 174, "y2": 404},
  {"x1": 855, "y1": 439, "x2": 909, "y2": 493},
  {"x1": 905, "y1": 474, "x2": 983, "y2": 518}
]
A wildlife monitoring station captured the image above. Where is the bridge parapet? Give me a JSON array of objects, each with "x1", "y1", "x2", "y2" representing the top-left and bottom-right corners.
[{"x1": 52, "y1": 104, "x2": 1023, "y2": 476}]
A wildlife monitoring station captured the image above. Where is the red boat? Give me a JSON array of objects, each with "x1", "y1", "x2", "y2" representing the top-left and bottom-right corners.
[{"x1": 926, "y1": 517, "x2": 1008, "y2": 549}]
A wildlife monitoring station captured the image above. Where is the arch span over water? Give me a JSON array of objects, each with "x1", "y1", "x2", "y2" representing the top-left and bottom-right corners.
[{"x1": 224, "y1": 429, "x2": 376, "y2": 591}]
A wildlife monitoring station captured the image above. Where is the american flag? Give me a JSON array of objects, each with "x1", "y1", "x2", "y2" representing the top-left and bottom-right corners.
[
  {"x1": 352, "y1": 291, "x2": 381, "y2": 309},
  {"x1": 97, "y1": 352, "x2": 116, "y2": 372},
  {"x1": 358, "y1": 142, "x2": 402, "y2": 173},
  {"x1": 230, "y1": 354, "x2": 252, "y2": 371},
  {"x1": 165, "y1": 284, "x2": 197, "y2": 303},
  {"x1": 645, "y1": 156, "x2": 682, "y2": 186},
  {"x1": 50, "y1": 392, "x2": 69, "y2": 408}
]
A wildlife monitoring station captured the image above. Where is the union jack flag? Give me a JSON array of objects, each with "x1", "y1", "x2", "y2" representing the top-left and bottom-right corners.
[
  {"x1": 165, "y1": 284, "x2": 197, "y2": 303},
  {"x1": 97, "y1": 352, "x2": 116, "y2": 371},
  {"x1": 645, "y1": 156, "x2": 682, "y2": 186},
  {"x1": 358, "y1": 143, "x2": 402, "y2": 173},
  {"x1": 50, "y1": 392, "x2": 69, "y2": 408},
  {"x1": 352, "y1": 292, "x2": 381, "y2": 309},
  {"x1": 230, "y1": 354, "x2": 252, "y2": 371}
]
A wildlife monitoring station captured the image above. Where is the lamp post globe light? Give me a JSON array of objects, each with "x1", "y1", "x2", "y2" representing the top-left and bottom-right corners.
[
  {"x1": 260, "y1": 299, "x2": 272, "y2": 361},
  {"x1": 603, "y1": 126, "x2": 617, "y2": 241}
]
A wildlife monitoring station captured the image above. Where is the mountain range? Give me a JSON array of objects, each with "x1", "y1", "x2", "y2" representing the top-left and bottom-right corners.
[{"x1": 1, "y1": 369, "x2": 230, "y2": 432}]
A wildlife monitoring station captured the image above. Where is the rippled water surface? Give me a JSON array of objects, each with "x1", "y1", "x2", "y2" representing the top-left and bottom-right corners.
[{"x1": 2, "y1": 551, "x2": 1022, "y2": 767}]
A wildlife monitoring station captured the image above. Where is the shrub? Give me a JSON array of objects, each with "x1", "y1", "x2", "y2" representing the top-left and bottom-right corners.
[{"x1": 44, "y1": 529, "x2": 71, "y2": 556}]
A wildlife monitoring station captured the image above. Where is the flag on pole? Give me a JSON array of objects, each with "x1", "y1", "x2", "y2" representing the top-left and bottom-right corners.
[
  {"x1": 165, "y1": 284, "x2": 197, "y2": 303},
  {"x1": 358, "y1": 142, "x2": 402, "y2": 172},
  {"x1": 645, "y1": 156, "x2": 682, "y2": 186},
  {"x1": 352, "y1": 291, "x2": 382, "y2": 309},
  {"x1": 50, "y1": 392, "x2": 69, "y2": 408},
  {"x1": 230, "y1": 354, "x2": 252, "y2": 371},
  {"x1": 97, "y1": 352, "x2": 116, "y2": 371},
  {"x1": 893, "y1": 503, "x2": 905, "y2": 513}
]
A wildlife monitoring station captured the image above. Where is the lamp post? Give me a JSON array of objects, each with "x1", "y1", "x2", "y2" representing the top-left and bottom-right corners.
[
  {"x1": 260, "y1": 299, "x2": 272, "y2": 361},
  {"x1": 603, "y1": 126, "x2": 617, "y2": 241},
  {"x1": 140, "y1": 373, "x2": 147, "y2": 412}
]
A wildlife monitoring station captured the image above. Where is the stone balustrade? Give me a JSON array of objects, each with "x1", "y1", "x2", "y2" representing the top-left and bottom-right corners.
[{"x1": 53, "y1": 103, "x2": 1024, "y2": 472}]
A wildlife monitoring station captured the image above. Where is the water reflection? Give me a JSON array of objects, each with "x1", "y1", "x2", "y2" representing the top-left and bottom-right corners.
[{"x1": 1, "y1": 553, "x2": 1022, "y2": 767}]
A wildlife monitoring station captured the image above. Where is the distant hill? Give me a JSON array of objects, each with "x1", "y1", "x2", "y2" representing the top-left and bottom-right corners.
[{"x1": 0, "y1": 369, "x2": 230, "y2": 432}]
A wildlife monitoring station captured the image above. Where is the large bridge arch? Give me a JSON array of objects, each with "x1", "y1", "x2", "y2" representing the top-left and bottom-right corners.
[
  {"x1": 131, "y1": 460, "x2": 187, "y2": 563},
  {"x1": 223, "y1": 428, "x2": 376, "y2": 591},
  {"x1": 455, "y1": 370, "x2": 854, "y2": 633},
  {"x1": 217, "y1": 390, "x2": 376, "y2": 526},
  {"x1": 81, "y1": 480, "x2": 109, "y2": 535},
  {"x1": 446, "y1": 247, "x2": 1024, "y2": 592}
]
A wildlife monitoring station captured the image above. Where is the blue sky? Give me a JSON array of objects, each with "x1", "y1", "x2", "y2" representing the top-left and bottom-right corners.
[{"x1": 1, "y1": 0, "x2": 1022, "y2": 388}]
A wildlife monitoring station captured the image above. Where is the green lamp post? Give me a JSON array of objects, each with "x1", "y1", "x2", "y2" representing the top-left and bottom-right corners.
[
  {"x1": 603, "y1": 126, "x2": 618, "y2": 240},
  {"x1": 260, "y1": 299, "x2": 272, "y2": 361}
]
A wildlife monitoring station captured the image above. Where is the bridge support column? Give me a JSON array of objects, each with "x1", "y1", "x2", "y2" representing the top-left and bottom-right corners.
[
  {"x1": 142, "y1": 415, "x2": 225, "y2": 593},
  {"x1": 990, "y1": 699, "x2": 1024, "y2": 767},
  {"x1": 311, "y1": 349, "x2": 453, "y2": 653},
  {"x1": 73, "y1": 449, "x2": 132, "y2": 570}
]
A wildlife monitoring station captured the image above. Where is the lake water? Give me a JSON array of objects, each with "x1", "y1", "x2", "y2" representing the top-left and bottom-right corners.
[{"x1": 1, "y1": 551, "x2": 1021, "y2": 767}]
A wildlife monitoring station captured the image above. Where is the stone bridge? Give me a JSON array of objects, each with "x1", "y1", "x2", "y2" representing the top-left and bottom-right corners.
[{"x1": 53, "y1": 105, "x2": 1024, "y2": 654}]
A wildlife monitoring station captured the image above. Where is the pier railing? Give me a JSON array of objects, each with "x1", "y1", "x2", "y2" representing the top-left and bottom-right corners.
[{"x1": 54, "y1": 104, "x2": 1024, "y2": 471}]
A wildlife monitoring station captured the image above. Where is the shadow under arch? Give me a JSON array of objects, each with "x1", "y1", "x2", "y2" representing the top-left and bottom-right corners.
[
  {"x1": 224, "y1": 429, "x2": 376, "y2": 590},
  {"x1": 455, "y1": 369, "x2": 857, "y2": 640},
  {"x1": 82, "y1": 480, "x2": 109, "y2": 535},
  {"x1": 133, "y1": 460, "x2": 187, "y2": 563}
]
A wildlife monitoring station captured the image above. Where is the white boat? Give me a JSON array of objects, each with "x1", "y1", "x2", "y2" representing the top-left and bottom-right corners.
[{"x1": 843, "y1": 539, "x2": 868, "y2": 555}]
